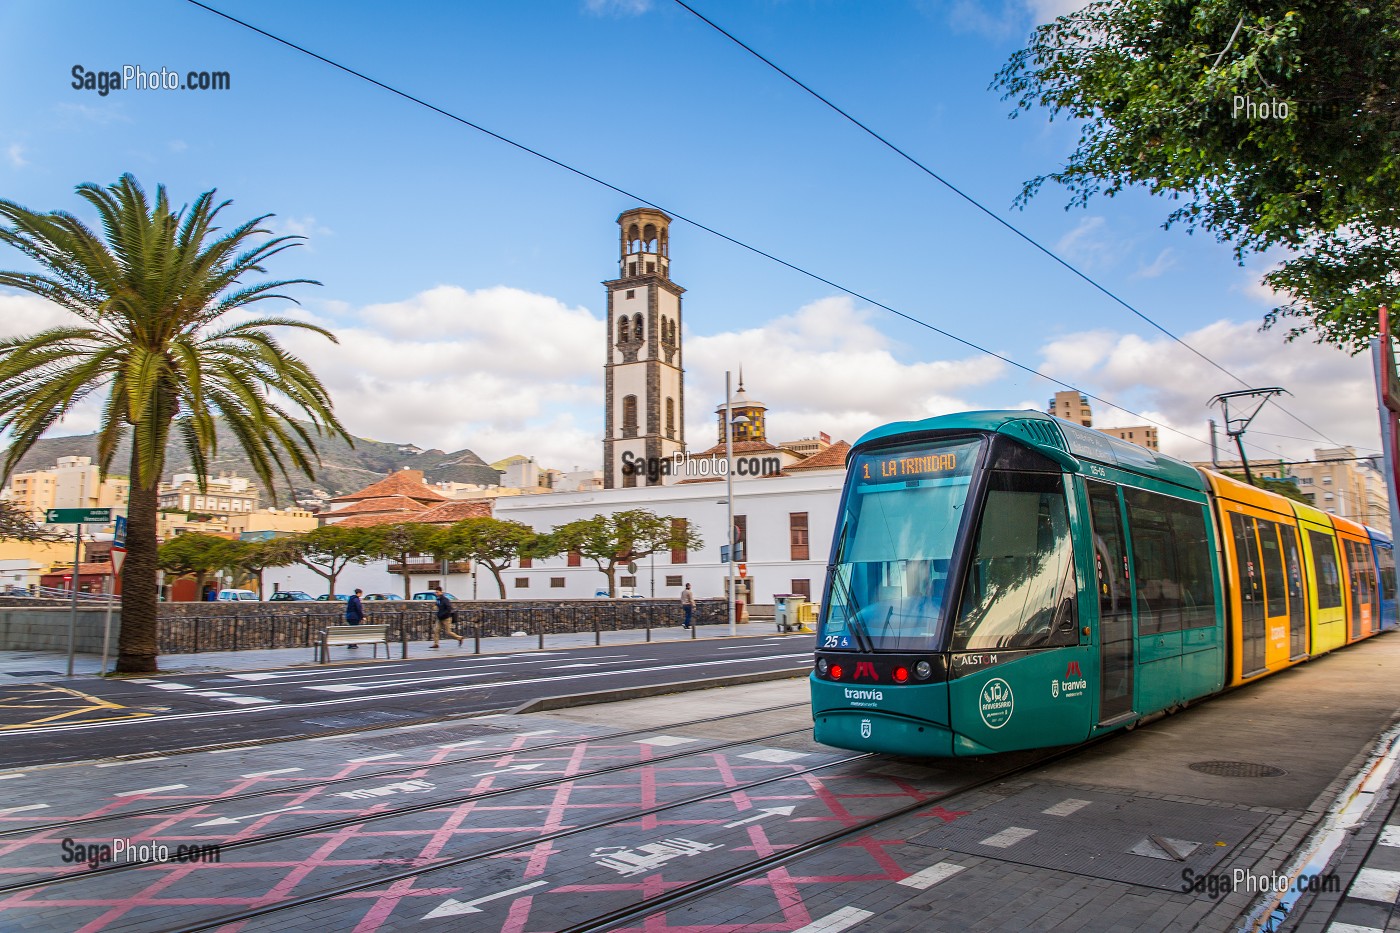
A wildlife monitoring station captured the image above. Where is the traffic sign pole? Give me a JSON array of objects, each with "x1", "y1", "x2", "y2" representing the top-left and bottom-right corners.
[{"x1": 66, "y1": 523, "x2": 82, "y2": 677}]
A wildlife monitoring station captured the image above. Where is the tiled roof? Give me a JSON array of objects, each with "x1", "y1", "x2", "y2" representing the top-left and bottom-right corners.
[
  {"x1": 329, "y1": 499, "x2": 494, "y2": 528},
  {"x1": 328, "y1": 469, "x2": 449, "y2": 504},
  {"x1": 417, "y1": 499, "x2": 494, "y2": 524},
  {"x1": 326, "y1": 513, "x2": 422, "y2": 528},
  {"x1": 785, "y1": 440, "x2": 851, "y2": 472},
  {"x1": 46, "y1": 562, "x2": 114, "y2": 575},
  {"x1": 324, "y1": 496, "x2": 431, "y2": 516},
  {"x1": 686, "y1": 439, "x2": 785, "y2": 459}
]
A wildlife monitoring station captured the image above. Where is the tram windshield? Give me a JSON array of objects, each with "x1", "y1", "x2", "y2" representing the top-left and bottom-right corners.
[{"x1": 820, "y1": 437, "x2": 982, "y2": 651}]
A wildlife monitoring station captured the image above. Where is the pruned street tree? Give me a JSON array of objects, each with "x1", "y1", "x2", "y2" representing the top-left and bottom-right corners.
[
  {"x1": 230, "y1": 536, "x2": 302, "y2": 599},
  {"x1": 371, "y1": 522, "x2": 441, "y2": 599},
  {"x1": 0, "y1": 175, "x2": 348, "y2": 672},
  {"x1": 433, "y1": 517, "x2": 540, "y2": 599},
  {"x1": 548, "y1": 510, "x2": 702, "y2": 597},
  {"x1": 157, "y1": 532, "x2": 236, "y2": 601},
  {"x1": 292, "y1": 523, "x2": 378, "y2": 598},
  {"x1": 995, "y1": 2, "x2": 1400, "y2": 351}
]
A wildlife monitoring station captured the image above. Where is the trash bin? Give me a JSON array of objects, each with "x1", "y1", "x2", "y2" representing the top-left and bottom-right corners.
[
  {"x1": 774, "y1": 594, "x2": 809, "y2": 632},
  {"x1": 773, "y1": 594, "x2": 793, "y2": 632}
]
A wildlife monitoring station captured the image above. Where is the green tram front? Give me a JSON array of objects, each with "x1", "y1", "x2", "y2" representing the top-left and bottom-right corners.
[{"x1": 811, "y1": 417, "x2": 1092, "y2": 757}]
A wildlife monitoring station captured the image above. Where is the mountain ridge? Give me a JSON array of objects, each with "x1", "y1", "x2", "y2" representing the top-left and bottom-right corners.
[{"x1": 7, "y1": 422, "x2": 503, "y2": 505}]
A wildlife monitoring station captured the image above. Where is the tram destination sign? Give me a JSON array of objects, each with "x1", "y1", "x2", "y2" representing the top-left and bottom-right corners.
[
  {"x1": 856, "y1": 440, "x2": 978, "y2": 485},
  {"x1": 45, "y1": 508, "x2": 112, "y2": 525}
]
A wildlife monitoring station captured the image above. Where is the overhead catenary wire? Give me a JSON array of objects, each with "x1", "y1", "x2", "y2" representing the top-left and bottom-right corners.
[
  {"x1": 184, "y1": 0, "x2": 1288, "y2": 462},
  {"x1": 669, "y1": 0, "x2": 1351, "y2": 452}
]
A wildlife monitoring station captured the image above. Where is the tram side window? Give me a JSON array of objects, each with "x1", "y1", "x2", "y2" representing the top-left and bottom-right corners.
[
  {"x1": 1379, "y1": 546, "x2": 1396, "y2": 605},
  {"x1": 1307, "y1": 530, "x2": 1343, "y2": 609},
  {"x1": 951, "y1": 471, "x2": 1077, "y2": 651},
  {"x1": 1125, "y1": 490, "x2": 1216, "y2": 634},
  {"x1": 1257, "y1": 519, "x2": 1288, "y2": 617}
]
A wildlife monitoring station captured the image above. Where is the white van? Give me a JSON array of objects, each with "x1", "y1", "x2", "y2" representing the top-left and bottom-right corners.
[{"x1": 217, "y1": 589, "x2": 258, "y2": 601}]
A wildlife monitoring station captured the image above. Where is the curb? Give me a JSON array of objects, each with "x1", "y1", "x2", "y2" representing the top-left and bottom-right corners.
[{"x1": 510, "y1": 665, "x2": 811, "y2": 714}]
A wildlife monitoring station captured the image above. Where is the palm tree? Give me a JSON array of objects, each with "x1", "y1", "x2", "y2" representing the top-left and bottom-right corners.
[{"x1": 0, "y1": 175, "x2": 348, "y2": 673}]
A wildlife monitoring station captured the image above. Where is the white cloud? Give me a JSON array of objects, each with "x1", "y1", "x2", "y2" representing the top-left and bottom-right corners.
[
  {"x1": 5, "y1": 144, "x2": 26, "y2": 168},
  {"x1": 266, "y1": 215, "x2": 332, "y2": 248},
  {"x1": 1133, "y1": 248, "x2": 1176, "y2": 279},
  {"x1": 684, "y1": 297, "x2": 1005, "y2": 447},
  {"x1": 583, "y1": 0, "x2": 651, "y2": 15},
  {"x1": 1054, "y1": 216, "x2": 1124, "y2": 269},
  {"x1": 169, "y1": 139, "x2": 188, "y2": 153},
  {"x1": 272, "y1": 285, "x2": 605, "y2": 468},
  {"x1": 1024, "y1": 0, "x2": 1091, "y2": 22},
  {"x1": 1039, "y1": 320, "x2": 1382, "y2": 463}
]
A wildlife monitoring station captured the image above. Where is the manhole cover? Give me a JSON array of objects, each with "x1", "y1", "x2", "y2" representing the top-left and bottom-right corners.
[
  {"x1": 1188, "y1": 760, "x2": 1287, "y2": 778},
  {"x1": 7, "y1": 670, "x2": 61, "y2": 677}
]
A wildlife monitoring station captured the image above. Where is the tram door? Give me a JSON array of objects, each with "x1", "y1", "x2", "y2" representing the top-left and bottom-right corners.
[
  {"x1": 1229, "y1": 514, "x2": 1267, "y2": 676},
  {"x1": 1087, "y1": 482, "x2": 1133, "y2": 722},
  {"x1": 1281, "y1": 527, "x2": 1308, "y2": 659}
]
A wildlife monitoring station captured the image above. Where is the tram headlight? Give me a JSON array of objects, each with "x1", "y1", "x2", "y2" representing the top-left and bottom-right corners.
[
  {"x1": 816, "y1": 658, "x2": 829, "y2": 675},
  {"x1": 893, "y1": 666, "x2": 910, "y2": 684},
  {"x1": 914, "y1": 660, "x2": 933, "y2": 680}
]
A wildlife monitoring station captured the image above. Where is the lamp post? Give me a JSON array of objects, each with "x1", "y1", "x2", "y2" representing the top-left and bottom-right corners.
[{"x1": 725, "y1": 371, "x2": 735, "y2": 636}]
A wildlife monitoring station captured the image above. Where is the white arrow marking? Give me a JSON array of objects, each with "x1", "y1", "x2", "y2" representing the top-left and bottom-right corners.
[
  {"x1": 472, "y1": 763, "x2": 544, "y2": 777},
  {"x1": 423, "y1": 880, "x2": 547, "y2": 918},
  {"x1": 724, "y1": 806, "x2": 796, "y2": 828},
  {"x1": 115, "y1": 784, "x2": 187, "y2": 797},
  {"x1": 195, "y1": 805, "x2": 304, "y2": 827}
]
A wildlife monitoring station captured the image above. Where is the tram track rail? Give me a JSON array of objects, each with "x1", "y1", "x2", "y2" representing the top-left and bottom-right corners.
[
  {"x1": 157, "y1": 735, "x2": 1112, "y2": 933},
  {"x1": 0, "y1": 707, "x2": 816, "y2": 895},
  {"x1": 0, "y1": 700, "x2": 807, "y2": 841}
]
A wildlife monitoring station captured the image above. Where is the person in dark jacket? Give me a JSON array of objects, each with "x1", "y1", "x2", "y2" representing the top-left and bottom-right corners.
[
  {"x1": 345, "y1": 588, "x2": 364, "y2": 648},
  {"x1": 432, "y1": 586, "x2": 463, "y2": 648}
]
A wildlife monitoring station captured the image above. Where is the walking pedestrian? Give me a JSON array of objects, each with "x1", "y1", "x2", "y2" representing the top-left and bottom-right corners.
[
  {"x1": 345, "y1": 588, "x2": 364, "y2": 648},
  {"x1": 680, "y1": 582, "x2": 695, "y2": 629},
  {"x1": 432, "y1": 586, "x2": 464, "y2": 648}
]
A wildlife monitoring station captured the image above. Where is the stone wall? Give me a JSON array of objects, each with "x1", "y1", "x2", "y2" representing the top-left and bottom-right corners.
[
  {"x1": 0, "y1": 598, "x2": 732, "y2": 655},
  {"x1": 0, "y1": 607, "x2": 120, "y2": 654}
]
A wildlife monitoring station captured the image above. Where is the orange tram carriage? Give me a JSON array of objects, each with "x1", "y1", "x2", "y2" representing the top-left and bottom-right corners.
[{"x1": 809, "y1": 410, "x2": 1396, "y2": 757}]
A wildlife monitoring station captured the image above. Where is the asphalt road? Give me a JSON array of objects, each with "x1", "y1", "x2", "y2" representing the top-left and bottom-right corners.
[{"x1": 0, "y1": 634, "x2": 814, "y2": 768}]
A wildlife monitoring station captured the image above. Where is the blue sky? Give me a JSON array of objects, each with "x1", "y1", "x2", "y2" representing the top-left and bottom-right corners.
[{"x1": 0, "y1": 0, "x2": 1381, "y2": 471}]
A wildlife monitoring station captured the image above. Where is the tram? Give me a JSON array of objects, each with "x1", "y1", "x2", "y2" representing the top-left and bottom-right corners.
[{"x1": 810, "y1": 410, "x2": 1397, "y2": 757}]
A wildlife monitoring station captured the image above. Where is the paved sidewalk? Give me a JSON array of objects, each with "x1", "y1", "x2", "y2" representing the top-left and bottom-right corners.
[{"x1": 0, "y1": 619, "x2": 794, "y2": 683}]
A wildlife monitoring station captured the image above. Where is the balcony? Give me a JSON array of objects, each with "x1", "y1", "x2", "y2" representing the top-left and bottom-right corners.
[{"x1": 387, "y1": 558, "x2": 472, "y2": 575}]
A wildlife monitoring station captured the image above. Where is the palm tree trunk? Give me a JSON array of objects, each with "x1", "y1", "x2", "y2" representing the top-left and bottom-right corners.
[{"x1": 116, "y1": 448, "x2": 160, "y2": 673}]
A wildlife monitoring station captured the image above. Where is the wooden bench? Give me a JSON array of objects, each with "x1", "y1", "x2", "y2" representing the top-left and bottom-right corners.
[{"x1": 318, "y1": 624, "x2": 392, "y2": 663}]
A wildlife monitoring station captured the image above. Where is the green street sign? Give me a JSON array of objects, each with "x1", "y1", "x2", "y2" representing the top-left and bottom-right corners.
[{"x1": 45, "y1": 508, "x2": 113, "y2": 524}]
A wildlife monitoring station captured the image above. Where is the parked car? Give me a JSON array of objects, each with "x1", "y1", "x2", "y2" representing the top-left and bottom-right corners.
[
  {"x1": 269, "y1": 590, "x2": 315, "y2": 601},
  {"x1": 316, "y1": 594, "x2": 351, "y2": 601},
  {"x1": 216, "y1": 589, "x2": 258, "y2": 601},
  {"x1": 412, "y1": 592, "x2": 455, "y2": 600},
  {"x1": 363, "y1": 593, "x2": 403, "y2": 601}
]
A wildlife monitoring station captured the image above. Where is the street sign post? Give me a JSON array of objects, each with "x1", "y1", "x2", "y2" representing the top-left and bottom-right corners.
[
  {"x1": 45, "y1": 508, "x2": 112, "y2": 525},
  {"x1": 44, "y1": 509, "x2": 113, "y2": 676},
  {"x1": 102, "y1": 515, "x2": 127, "y2": 676}
]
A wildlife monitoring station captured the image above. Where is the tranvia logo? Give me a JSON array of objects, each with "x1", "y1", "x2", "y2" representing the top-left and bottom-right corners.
[
  {"x1": 978, "y1": 677, "x2": 1014, "y2": 729},
  {"x1": 860, "y1": 718, "x2": 872, "y2": 739},
  {"x1": 1056, "y1": 660, "x2": 1088, "y2": 699},
  {"x1": 854, "y1": 661, "x2": 878, "y2": 680}
]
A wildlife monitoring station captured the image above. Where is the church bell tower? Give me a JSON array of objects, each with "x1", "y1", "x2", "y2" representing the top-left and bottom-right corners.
[{"x1": 603, "y1": 209, "x2": 685, "y2": 488}]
